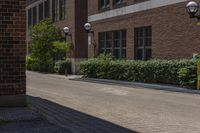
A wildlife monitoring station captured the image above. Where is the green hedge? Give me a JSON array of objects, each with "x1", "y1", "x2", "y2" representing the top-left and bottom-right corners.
[
  {"x1": 26, "y1": 56, "x2": 55, "y2": 73},
  {"x1": 54, "y1": 60, "x2": 71, "y2": 75},
  {"x1": 80, "y1": 58, "x2": 197, "y2": 89}
]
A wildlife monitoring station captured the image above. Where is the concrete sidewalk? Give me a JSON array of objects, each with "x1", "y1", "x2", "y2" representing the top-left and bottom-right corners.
[{"x1": 0, "y1": 107, "x2": 71, "y2": 133}]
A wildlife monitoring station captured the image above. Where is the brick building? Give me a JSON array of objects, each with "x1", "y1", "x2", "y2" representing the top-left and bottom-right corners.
[
  {"x1": 0, "y1": 0, "x2": 26, "y2": 106},
  {"x1": 27, "y1": 0, "x2": 200, "y2": 61},
  {"x1": 26, "y1": 0, "x2": 88, "y2": 73},
  {"x1": 88, "y1": 0, "x2": 200, "y2": 60}
]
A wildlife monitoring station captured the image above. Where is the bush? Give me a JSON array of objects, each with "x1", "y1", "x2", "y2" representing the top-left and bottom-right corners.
[
  {"x1": 54, "y1": 60, "x2": 71, "y2": 75},
  {"x1": 26, "y1": 56, "x2": 40, "y2": 71},
  {"x1": 26, "y1": 56, "x2": 55, "y2": 73},
  {"x1": 80, "y1": 57, "x2": 198, "y2": 89}
]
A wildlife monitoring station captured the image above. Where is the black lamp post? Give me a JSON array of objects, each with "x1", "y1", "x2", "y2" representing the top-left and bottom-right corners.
[
  {"x1": 84, "y1": 23, "x2": 96, "y2": 57},
  {"x1": 186, "y1": 1, "x2": 200, "y2": 20}
]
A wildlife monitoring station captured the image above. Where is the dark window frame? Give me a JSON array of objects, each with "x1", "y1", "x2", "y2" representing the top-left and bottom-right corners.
[
  {"x1": 44, "y1": 0, "x2": 50, "y2": 18},
  {"x1": 28, "y1": 8, "x2": 32, "y2": 27},
  {"x1": 53, "y1": 0, "x2": 59, "y2": 22},
  {"x1": 134, "y1": 26, "x2": 152, "y2": 60},
  {"x1": 99, "y1": 0, "x2": 110, "y2": 11},
  {"x1": 32, "y1": 6, "x2": 37, "y2": 25},
  {"x1": 113, "y1": 0, "x2": 126, "y2": 8},
  {"x1": 59, "y1": 0, "x2": 66, "y2": 20},
  {"x1": 99, "y1": 30, "x2": 127, "y2": 59},
  {"x1": 39, "y1": 3, "x2": 44, "y2": 22}
]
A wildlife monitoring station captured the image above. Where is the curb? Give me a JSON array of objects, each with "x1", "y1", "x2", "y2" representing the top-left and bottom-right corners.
[{"x1": 72, "y1": 78, "x2": 200, "y2": 95}]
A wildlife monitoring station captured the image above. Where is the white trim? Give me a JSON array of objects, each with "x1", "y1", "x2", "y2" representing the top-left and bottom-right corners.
[{"x1": 88, "y1": 0, "x2": 188, "y2": 22}]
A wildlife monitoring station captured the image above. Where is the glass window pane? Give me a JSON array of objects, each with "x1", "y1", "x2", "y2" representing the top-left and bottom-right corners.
[
  {"x1": 113, "y1": 49, "x2": 120, "y2": 58},
  {"x1": 106, "y1": 32, "x2": 112, "y2": 40},
  {"x1": 28, "y1": 9, "x2": 32, "y2": 27},
  {"x1": 114, "y1": 31, "x2": 120, "y2": 39},
  {"x1": 122, "y1": 39, "x2": 126, "y2": 47},
  {"x1": 122, "y1": 49, "x2": 126, "y2": 58},
  {"x1": 114, "y1": 40, "x2": 120, "y2": 48},
  {"x1": 136, "y1": 49, "x2": 143, "y2": 60},
  {"x1": 122, "y1": 30, "x2": 126, "y2": 39},
  {"x1": 145, "y1": 48, "x2": 152, "y2": 60},
  {"x1": 45, "y1": 0, "x2": 50, "y2": 18},
  {"x1": 39, "y1": 3, "x2": 44, "y2": 21},
  {"x1": 32, "y1": 6, "x2": 37, "y2": 25},
  {"x1": 106, "y1": 41, "x2": 112, "y2": 48}
]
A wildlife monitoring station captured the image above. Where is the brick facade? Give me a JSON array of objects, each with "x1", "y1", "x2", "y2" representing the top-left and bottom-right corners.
[
  {"x1": 26, "y1": 0, "x2": 88, "y2": 59},
  {"x1": 88, "y1": 0, "x2": 200, "y2": 59},
  {"x1": 0, "y1": 0, "x2": 26, "y2": 106}
]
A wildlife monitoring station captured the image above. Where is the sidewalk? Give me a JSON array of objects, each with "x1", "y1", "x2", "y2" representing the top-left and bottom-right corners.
[{"x1": 0, "y1": 107, "x2": 71, "y2": 133}]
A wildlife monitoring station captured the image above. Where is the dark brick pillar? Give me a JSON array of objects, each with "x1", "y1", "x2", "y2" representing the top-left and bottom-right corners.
[{"x1": 0, "y1": 0, "x2": 26, "y2": 106}]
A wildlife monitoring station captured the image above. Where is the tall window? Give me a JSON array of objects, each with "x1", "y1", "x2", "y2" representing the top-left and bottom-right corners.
[
  {"x1": 28, "y1": 9, "x2": 32, "y2": 27},
  {"x1": 99, "y1": 0, "x2": 110, "y2": 10},
  {"x1": 39, "y1": 3, "x2": 44, "y2": 21},
  {"x1": 45, "y1": 0, "x2": 50, "y2": 18},
  {"x1": 53, "y1": 0, "x2": 59, "y2": 21},
  {"x1": 99, "y1": 30, "x2": 126, "y2": 58},
  {"x1": 113, "y1": 0, "x2": 125, "y2": 6},
  {"x1": 134, "y1": 26, "x2": 152, "y2": 60},
  {"x1": 60, "y1": 0, "x2": 66, "y2": 20},
  {"x1": 32, "y1": 6, "x2": 37, "y2": 25}
]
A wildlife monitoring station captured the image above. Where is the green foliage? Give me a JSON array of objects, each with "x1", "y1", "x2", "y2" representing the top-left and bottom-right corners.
[
  {"x1": 28, "y1": 19, "x2": 68, "y2": 72},
  {"x1": 54, "y1": 60, "x2": 71, "y2": 75},
  {"x1": 26, "y1": 55, "x2": 54, "y2": 73},
  {"x1": 178, "y1": 65, "x2": 197, "y2": 88},
  {"x1": 80, "y1": 58, "x2": 198, "y2": 89}
]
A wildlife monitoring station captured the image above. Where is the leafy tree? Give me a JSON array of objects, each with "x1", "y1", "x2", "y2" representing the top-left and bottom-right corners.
[{"x1": 29, "y1": 19, "x2": 68, "y2": 72}]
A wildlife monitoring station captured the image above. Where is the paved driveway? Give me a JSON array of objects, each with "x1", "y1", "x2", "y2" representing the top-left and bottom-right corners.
[{"x1": 27, "y1": 71, "x2": 200, "y2": 133}]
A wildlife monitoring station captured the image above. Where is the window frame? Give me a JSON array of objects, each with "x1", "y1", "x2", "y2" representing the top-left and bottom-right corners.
[
  {"x1": 99, "y1": 30, "x2": 127, "y2": 59},
  {"x1": 134, "y1": 26, "x2": 152, "y2": 60},
  {"x1": 99, "y1": 0, "x2": 110, "y2": 11}
]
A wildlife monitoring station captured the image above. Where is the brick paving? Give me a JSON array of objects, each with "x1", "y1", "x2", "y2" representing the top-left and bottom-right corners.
[
  {"x1": 27, "y1": 71, "x2": 200, "y2": 133},
  {"x1": 0, "y1": 107, "x2": 71, "y2": 133}
]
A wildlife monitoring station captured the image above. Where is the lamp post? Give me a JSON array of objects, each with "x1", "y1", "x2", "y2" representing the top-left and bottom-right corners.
[
  {"x1": 84, "y1": 23, "x2": 96, "y2": 57},
  {"x1": 186, "y1": 1, "x2": 200, "y2": 21},
  {"x1": 63, "y1": 26, "x2": 72, "y2": 41}
]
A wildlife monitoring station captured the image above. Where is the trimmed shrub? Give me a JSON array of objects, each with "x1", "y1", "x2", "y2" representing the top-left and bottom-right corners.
[
  {"x1": 26, "y1": 56, "x2": 55, "y2": 73},
  {"x1": 26, "y1": 56, "x2": 40, "y2": 71},
  {"x1": 54, "y1": 60, "x2": 71, "y2": 75},
  {"x1": 80, "y1": 58, "x2": 198, "y2": 89}
]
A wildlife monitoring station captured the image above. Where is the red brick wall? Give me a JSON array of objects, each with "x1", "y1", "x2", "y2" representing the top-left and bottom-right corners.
[
  {"x1": 26, "y1": 0, "x2": 88, "y2": 59},
  {"x1": 0, "y1": 0, "x2": 26, "y2": 96},
  {"x1": 88, "y1": 1, "x2": 200, "y2": 59}
]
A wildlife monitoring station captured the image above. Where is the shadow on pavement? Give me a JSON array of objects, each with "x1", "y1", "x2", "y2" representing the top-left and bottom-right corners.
[{"x1": 27, "y1": 95, "x2": 139, "y2": 133}]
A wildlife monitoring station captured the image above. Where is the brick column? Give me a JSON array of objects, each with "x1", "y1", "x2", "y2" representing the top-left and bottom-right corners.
[{"x1": 0, "y1": 0, "x2": 26, "y2": 106}]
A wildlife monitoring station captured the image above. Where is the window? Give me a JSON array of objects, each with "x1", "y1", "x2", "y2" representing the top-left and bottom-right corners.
[
  {"x1": 60, "y1": 0, "x2": 66, "y2": 20},
  {"x1": 113, "y1": 0, "x2": 125, "y2": 6},
  {"x1": 39, "y1": 3, "x2": 44, "y2": 21},
  {"x1": 99, "y1": 0, "x2": 110, "y2": 10},
  {"x1": 53, "y1": 0, "x2": 59, "y2": 21},
  {"x1": 99, "y1": 30, "x2": 126, "y2": 58},
  {"x1": 28, "y1": 9, "x2": 32, "y2": 27},
  {"x1": 32, "y1": 6, "x2": 37, "y2": 25},
  {"x1": 45, "y1": 0, "x2": 50, "y2": 18},
  {"x1": 134, "y1": 26, "x2": 152, "y2": 60}
]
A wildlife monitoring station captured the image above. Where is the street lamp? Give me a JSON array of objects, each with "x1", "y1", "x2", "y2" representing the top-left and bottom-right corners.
[
  {"x1": 84, "y1": 23, "x2": 94, "y2": 34},
  {"x1": 63, "y1": 26, "x2": 70, "y2": 36},
  {"x1": 186, "y1": 1, "x2": 200, "y2": 20},
  {"x1": 84, "y1": 23, "x2": 96, "y2": 57}
]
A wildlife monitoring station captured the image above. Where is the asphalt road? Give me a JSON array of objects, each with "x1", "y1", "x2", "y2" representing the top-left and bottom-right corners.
[{"x1": 27, "y1": 71, "x2": 200, "y2": 133}]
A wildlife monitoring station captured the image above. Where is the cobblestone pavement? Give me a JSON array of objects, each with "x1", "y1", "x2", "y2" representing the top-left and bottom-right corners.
[
  {"x1": 0, "y1": 107, "x2": 72, "y2": 133},
  {"x1": 27, "y1": 71, "x2": 200, "y2": 133}
]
